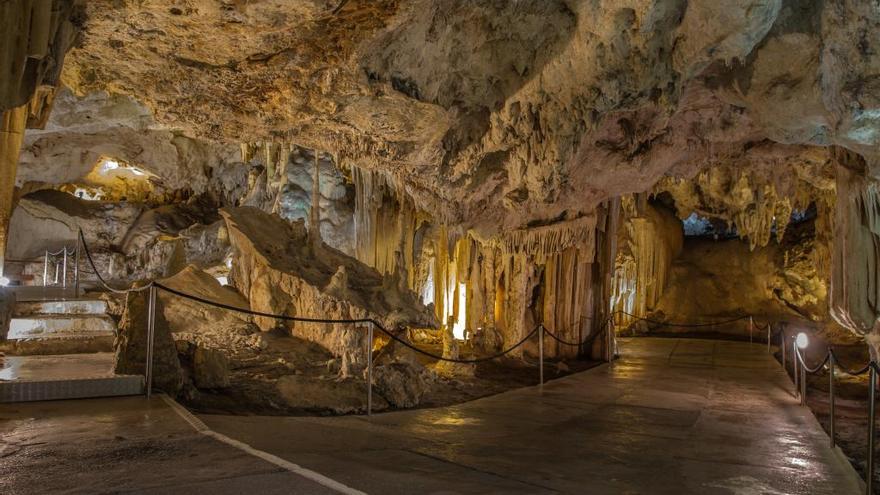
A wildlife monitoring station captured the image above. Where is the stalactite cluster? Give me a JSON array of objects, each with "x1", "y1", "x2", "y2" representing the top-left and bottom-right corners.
[
  {"x1": 349, "y1": 165, "x2": 608, "y2": 358},
  {"x1": 610, "y1": 197, "x2": 683, "y2": 328},
  {"x1": 656, "y1": 164, "x2": 830, "y2": 251}
]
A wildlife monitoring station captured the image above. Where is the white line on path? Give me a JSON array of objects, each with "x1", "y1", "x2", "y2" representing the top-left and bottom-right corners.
[{"x1": 161, "y1": 394, "x2": 367, "y2": 495}]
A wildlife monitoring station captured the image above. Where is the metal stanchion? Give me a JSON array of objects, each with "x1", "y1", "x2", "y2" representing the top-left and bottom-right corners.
[
  {"x1": 539, "y1": 324, "x2": 544, "y2": 387},
  {"x1": 577, "y1": 321, "x2": 583, "y2": 358},
  {"x1": 869, "y1": 365, "x2": 876, "y2": 495},
  {"x1": 367, "y1": 321, "x2": 373, "y2": 416},
  {"x1": 43, "y1": 250, "x2": 48, "y2": 287},
  {"x1": 74, "y1": 241, "x2": 80, "y2": 298},
  {"x1": 800, "y1": 349, "x2": 806, "y2": 406},
  {"x1": 782, "y1": 330, "x2": 787, "y2": 371},
  {"x1": 62, "y1": 248, "x2": 68, "y2": 288},
  {"x1": 145, "y1": 286, "x2": 156, "y2": 398},
  {"x1": 829, "y1": 352, "x2": 836, "y2": 448},
  {"x1": 749, "y1": 316, "x2": 753, "y2": 344},
  {"x1": 793, "y1": 340, "x2": 799, "y2": 397}
]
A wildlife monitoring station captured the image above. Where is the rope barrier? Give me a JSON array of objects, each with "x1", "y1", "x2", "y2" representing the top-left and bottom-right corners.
[
  {"x1": 829, "y1": 349, "x2": 872, "y2": 376},
  {"x1": 796, "y1": 348, "x2": 830, "y2": 374},
  {"x1": 159, "y1": 282, "x2": 551, "y2": 363},
  {"x1": 80, "y1": 229, "x2": 154, "y2": 294},
  {"x1": 154, "y1": 282, "x2": 369, "y2": 325},
  {"x1": 613, "y1": 311, "x2": 750, "y2": 328},
  {"x1": 80, "y1": 231, "x2": 554, "y2": 363},
  {"x1": 542, "y1": 325, "x2": 604, "y2": 348}
]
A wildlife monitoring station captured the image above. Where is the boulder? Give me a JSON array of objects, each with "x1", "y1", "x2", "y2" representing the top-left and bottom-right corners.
[
  {"x1": 0, "y1": 287, "x2": 14, "y2": 341},
  {"x1": 373, "y1": 362, "x2": 429, "y2": 409},
  {"x1": 115, "y1": 284, "x2": 184, "y2": 395},
  {"x1": 221, "y1": 206, "x2": 437, "y2": 377},
  {"x1": 193, "y1": 347, "x2": 230, "y2": 388}
]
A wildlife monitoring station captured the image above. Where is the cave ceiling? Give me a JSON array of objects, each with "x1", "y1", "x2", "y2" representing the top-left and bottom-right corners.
[{"x1": 55, "y1": 0, "x2": 880, "y2": 240}]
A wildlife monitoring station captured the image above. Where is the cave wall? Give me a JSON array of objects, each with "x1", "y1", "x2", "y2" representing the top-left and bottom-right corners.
[{"x1": 0, "y1": 0, "x2": 84, "y2": 273}]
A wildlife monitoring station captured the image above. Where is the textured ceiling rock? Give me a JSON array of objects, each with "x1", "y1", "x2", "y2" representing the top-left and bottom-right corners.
[
  {"x1": 18, "y1": 89, "x2": 247, "y2": 202},
  {"x1": 56, "y1": 0, "x2": 880, "y2": 237}
]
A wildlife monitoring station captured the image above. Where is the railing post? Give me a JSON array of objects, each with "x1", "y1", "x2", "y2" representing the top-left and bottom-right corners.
[
  {"x1": 868, "y1": 364, "x2": 876, "y2": 495},
  {"x1": 800, "y1": 349, "x2": 806, "y2": 406},
  {"x1": 829, "y1": 352, "x2": 836, "y2": 448},
  {"x1": 539, "y1": 324, "x2": 544, "y2": 387},
  {"x1": 793, "y1": 341, "x2": 800, "y2": 398},
  {"x1": 145, "y1": 286, "x2": 156, "y2": 398},
  {"x1": 577, "y1": 319, "x2": 583, "y2": 358},
  {"x1": 74, "y1": 240, "x2": 80, "y2": 298},
  {"x1": 43, "y1": 250, "x2": 49, "y2": 287},
  {"x1": 782, "y1": 329, "x2": 787, "y2": 372},
  {"x1": 367, "y1": 321, "x2": 373, "y2": 416},
  {"x1": 606, "y1": 318, "x2": 613, "y2": 362},
  {"x1": 749, "y1": 316, "x2": 753, "y2": 344},
  {"x1": 62, "y1": 247, "x2": 68, "y2": 289}
]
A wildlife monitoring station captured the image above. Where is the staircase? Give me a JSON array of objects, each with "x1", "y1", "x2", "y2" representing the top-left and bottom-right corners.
[{"x1": 0, "y1": 287, "x2": 144, "y2": 402}]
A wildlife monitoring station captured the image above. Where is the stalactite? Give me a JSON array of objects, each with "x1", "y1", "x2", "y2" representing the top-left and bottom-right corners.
[
  {"x1": 488, "y1": 215, "x2": 596, "y2": 263},
  {"x1": 348, "y1": 164, "x2": 611, "y2": 359},
  {"x1": 657, "y1": 167, "x2": 820, "y2": 251},
  {"x1": 610, "y1": 197, "x2": 683, "y2": 328}
]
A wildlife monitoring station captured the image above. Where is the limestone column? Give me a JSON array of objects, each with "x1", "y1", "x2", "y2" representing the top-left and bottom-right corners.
[{"x1": 0, "y1": 105, "x2": 28, "y2": 277}]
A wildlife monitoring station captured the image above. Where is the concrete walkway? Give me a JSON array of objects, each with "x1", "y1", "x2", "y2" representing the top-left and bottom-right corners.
[
  {"x1": 0, "y1": 338, "x2": 864, "y2": 494},
  {"x1": 203, "y1": 338, "x2": 863, "y2": 494}
]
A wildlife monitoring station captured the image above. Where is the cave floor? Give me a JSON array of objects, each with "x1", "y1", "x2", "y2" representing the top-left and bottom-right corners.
[{"x1": 0, "y1": 338, "x2": 863, "y2": 494}]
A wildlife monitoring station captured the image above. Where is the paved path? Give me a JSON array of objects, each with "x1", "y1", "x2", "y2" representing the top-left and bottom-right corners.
[
  {"x1": 0, "y1": 396, "x2": 336, "y2": 494},
  {"x1": 203, "y1": 338, "x2": 863, "y2": 494},
  {"x1": 0, "y1": 338, "x2": 864, "y2": 494}
]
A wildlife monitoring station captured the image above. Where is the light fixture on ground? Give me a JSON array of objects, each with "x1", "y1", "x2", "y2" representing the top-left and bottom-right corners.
[
  {"x1": 796, "y1": 332, "x2": 809, "y2": 349},
  {"x1": 0, "y1": 276, "x2": 9, "y2": 287}
]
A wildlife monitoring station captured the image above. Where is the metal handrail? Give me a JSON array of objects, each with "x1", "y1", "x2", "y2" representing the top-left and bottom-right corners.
[
  {"x1": 39, "y1": 238, "x2": 80, "y2": 295},
  {"x1": 791, "y1": 342, "x2": 877, "y2": 494}
]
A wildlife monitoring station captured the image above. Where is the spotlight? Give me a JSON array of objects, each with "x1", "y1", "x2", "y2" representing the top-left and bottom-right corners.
[
  {"x1": 796, "y1": 332, "x2": 809, "y2": 349},
  {"x1": 0, "y1": 276, "x2": 9, "y2": 287}
]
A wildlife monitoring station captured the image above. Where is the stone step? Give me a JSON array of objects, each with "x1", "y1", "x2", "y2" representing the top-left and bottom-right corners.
[
  {"x1": 14, "y1": 299, "x2": 109, "y2": 317},
  {"x1": 0, "y1": 353, "x2": 143, "y2": 402},
  {"x1": 8, "y1": 315, "x2": 116, "y2": 340},
  {"x1": 0, "y1": 375, "x2": 144, "y2": 402},
  {"x1": 0, "y1": 335, "x2": 114, "y2": 355},
  {"x1": 4, "y1": 286, "x2": 81, "y2": 302}
]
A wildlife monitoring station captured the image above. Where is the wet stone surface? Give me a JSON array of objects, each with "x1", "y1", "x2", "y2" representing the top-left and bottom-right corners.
[{"x1": 0, "y1": 338, "x2": 864, "y2": 494}]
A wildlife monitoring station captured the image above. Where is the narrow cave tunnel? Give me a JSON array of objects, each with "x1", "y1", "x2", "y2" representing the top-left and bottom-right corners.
[{"x1": 1, "y1": 1, "x2": 879, "y2": 494}]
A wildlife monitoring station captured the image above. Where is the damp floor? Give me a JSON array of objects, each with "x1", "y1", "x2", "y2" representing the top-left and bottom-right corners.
[{"x1": 0, "y1": 338, "x2": 864, "y2": 494}]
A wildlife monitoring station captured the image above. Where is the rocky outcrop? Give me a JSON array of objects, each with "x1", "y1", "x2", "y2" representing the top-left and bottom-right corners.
[
  {"x1": 17, "y1": 89, "x2": 249, "y2": 204},
  {"x1": 221, "y1": 206, "x2": 437, "y2": 376},
  {"x1": 115, "y1": 283, "x2": 184, "y2": 395}
]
